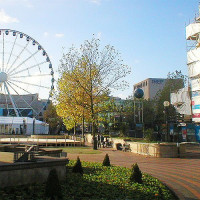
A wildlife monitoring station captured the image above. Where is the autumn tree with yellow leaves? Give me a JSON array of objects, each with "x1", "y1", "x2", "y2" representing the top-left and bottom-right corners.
[
  {"x1": 56, "y1": 38, "x2": 130, "y2": 149},
  {"x1": 43, "y1": 102, "x2": 63, "y2": 134}
]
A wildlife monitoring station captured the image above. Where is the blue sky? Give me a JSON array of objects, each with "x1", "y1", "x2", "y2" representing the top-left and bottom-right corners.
[{"x1": 0, "y1": 0, "x2": 199, "y2": 99}]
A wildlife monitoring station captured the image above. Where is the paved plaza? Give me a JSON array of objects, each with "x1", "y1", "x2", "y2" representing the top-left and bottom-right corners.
[{"x1": 68, "y1": 145, "x2": 200, "y2": 200}]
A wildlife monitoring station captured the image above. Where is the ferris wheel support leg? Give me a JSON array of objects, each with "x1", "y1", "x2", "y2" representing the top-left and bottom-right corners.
[{"x1": 4, "y1": 82, "x2": 19, "y2": 117}]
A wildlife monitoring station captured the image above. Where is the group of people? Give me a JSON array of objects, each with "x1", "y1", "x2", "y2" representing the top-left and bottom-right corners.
[{"x1": 97, "y1": 134, "x2": 112, "y2": 148}]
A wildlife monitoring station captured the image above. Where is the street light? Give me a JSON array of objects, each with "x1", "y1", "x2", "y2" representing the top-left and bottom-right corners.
[
  {"x1": 23, "y1": 118, "x2": 26, "y2": 135},
  {"x1": 33, "y1": 117, "x2": 35, "y2": 135},
  {"x1": 163, "y1": 101, "x2": 170, "y2": 142}
]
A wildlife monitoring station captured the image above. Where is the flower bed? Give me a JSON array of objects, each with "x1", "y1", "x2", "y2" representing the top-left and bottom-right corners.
[
  {"x1": 0, "y1": 161, "x2": 178, "y2": 200},
  {"x1": 66, "y1": 161, "x2": 177, "y2": 200}
]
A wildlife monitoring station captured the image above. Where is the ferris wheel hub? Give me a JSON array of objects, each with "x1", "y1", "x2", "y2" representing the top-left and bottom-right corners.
[{"x1": 0, "y1": 72, "x2": 8, "y2": 83}]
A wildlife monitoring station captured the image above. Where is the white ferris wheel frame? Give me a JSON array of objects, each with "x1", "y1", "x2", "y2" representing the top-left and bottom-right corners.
[{"x1": 0, "y1": 29, "x2": 54, "y2": 118}]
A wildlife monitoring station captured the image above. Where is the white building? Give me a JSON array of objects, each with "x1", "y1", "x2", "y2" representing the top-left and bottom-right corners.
[
  {"x1": 186, "y1": 6, "x2": 200, "y2": 123},
  {"x1": 133, "y1": 78, "x2": 167, "y2": 100},
  {"x1": 0, "y1": 117, "x2": 49, "y2": 135}
]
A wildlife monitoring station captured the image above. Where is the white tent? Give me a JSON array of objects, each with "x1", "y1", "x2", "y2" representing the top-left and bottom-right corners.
[{"x1": 0, "y1": 117, "x2": 49, "y2": 135}]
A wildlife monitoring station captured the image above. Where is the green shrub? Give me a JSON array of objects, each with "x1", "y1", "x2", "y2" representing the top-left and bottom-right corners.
[
  {"x1": 45, "y1": 168, "x2": 62, "y2": 200},
  {"x1": 144, "y1": 128, "x2": 155, "y2": 142},
  {"x1": 72, "y1": 156, "x2": 83, "y2": 174},
  {"x1": 102, "y1": 153, "x2": 111, "y2": 166},
  {"x1": 130, "y1": 163, "x2": 142, "y2": 184},
  {"x1": 0, "y1": 161, "x2": 177, "y2": 200}
]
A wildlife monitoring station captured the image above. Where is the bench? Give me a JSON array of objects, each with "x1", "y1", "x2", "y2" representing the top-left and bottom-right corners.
[{"x1": 122, "y1": 144, "x2": 131, "y2": 152}]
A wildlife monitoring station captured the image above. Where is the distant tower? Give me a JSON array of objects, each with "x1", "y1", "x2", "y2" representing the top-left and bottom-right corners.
[{"x1": 186, "y1": 4, "x2": 200, "y2": 122}]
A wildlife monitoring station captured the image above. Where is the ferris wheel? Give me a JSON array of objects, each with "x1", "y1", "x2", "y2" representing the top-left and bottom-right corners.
[{"x1": 0, "y1": 29, "x2": 54, "y2": 118}]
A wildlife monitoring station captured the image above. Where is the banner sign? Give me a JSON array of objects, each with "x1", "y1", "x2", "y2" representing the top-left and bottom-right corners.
[
  {"x1": 192, "y1": 91, "x2": 200, "y2": 97},
  {"x1": 136, "y1": 124, "x2": 143, "y2": 130},
  {"x1": 151, "y1": 79, "x2": 164, "y2": 84},
  {"x1": 182, "y1": 126, "x2": 187, "y2": 140},
  {"x1": 192, "y1": 113, "x2": 200, "y2": 118},
  {"x1": 193, "y1": 118, "x2": 200, "y2": 122},
  {"x1": 187, "y1": 123, "x2": 196, "y2": 136},
  {"x1": 192, "y1": 105, "x2": 200, "y2": 109},
  {"x1": 169, "y1": 123, "x2": 174, "y2": 135},
  {"x1": 195, "y1": 126, "x2": 200, "y2": 142},
  {"x1": 192, "y1": 97, "x2": 200, "y2": 110}
]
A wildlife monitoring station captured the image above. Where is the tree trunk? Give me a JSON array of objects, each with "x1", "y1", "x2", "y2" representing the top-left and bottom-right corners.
[
  {"x1": 74, "y1": 122, "x2": 76, "y2": 135},
  {"x1": 82, "y1": 115, "x2": 85, "y2": 143},
  {"x1": 92, "y1": 121, "x2": 97, "y2": 150}
]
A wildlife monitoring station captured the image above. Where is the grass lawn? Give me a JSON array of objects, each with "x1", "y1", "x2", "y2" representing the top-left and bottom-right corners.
[
  {"x1": 0, "y1": 160, "x2": 178, "y2": 200},
  {"x1": 43, "y1": 146, "x2": 102, "y2": 154}
]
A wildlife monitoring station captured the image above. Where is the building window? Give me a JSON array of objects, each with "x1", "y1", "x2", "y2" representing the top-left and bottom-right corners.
[{"x1": 146, "y1": 81, "x2": 147, "y2": 86}]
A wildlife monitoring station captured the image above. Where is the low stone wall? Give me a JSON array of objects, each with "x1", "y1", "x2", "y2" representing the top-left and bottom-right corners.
[
  {"x1": 110, "y1": 138, "x2": 186, "y2": 158},
  {"x1": 0, "y1": 158, "x2": 68, "y2": 188},
  {"x1": 181, "y1": 142, "x2": 199, "y2": 148},
  {"x1": 85, "y1": 134, "x2": 186, "y2": 158}
]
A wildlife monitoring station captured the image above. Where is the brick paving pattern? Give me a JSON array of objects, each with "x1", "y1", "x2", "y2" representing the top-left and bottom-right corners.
[{"x1": 68, "y1": 145, "x2": 200, "y2": 200}]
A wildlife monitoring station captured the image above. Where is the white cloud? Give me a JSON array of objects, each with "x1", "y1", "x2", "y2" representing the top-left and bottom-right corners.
[
  {"x1": 88, "y1": 0, "x2": 101, "y2": 5},
  {"x1": 43, "y1": 32, "x2": 49, "y2": 37},
  {"x1": 0, "y1": 9, "x2": 19, "y2": 24},
  {"x1": 55, "y1": 33, "x2": 64, "y2": 38}
]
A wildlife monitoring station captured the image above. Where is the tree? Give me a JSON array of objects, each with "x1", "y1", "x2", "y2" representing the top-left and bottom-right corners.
[
  {"x1": 97, "y1": 97, "x2": 116, "y2": 134},
  {"x1": 72, "y1": 156, "x2": 84, "y2": 175},
  {"x1": 142, "y1": 99, "x2": 156, "y2": 128},
  {"x1": 130, "y1": 163, "x2": 142, "y2": 184},
  {"x1": 45, "y1": 169, "x2": 62, "y2": 200},
  {"x1": 102, "y1": 154, "x2": 111, "y2": 166},
  {"x1": 154, "y1": 70, "x2": 187, "y2": 126},
  {"x1": 56, "y1": 38, "x2": 130, "y2": 149},
  {"x1": 43, "y1": 102, "x2": 63, "y2": 134}
]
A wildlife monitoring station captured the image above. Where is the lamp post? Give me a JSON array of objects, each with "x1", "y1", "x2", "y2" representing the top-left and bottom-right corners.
[
  {"x1": 163, "y1": 101, "x2": 170, "y2": 142},
  {"x1": 134, "y1": 88, "x2": 144, "y2": 138},
  {"x1": 22, "y1": 118, "x2": 26, "y2": 135},
  {"x1": 33, "y1": 117, "x2": 35, "y2": 135}
]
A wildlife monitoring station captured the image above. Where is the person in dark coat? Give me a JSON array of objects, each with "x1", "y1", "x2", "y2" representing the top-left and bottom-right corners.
[
  {"x1": 97, "y1": 134, "x2": 101, "y2": 148},
  {"x1": 100, "y1": 135, "x2": 105, "y2": 148}
]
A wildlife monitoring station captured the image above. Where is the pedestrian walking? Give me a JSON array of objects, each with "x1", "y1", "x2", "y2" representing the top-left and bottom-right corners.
[
  {"x1": 101, "y1": 134, "x2": 105, "y2": 148},
  {"x1": 97, "y1": 134, "x2": 101, "y2": 148}
]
